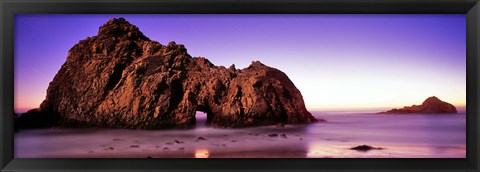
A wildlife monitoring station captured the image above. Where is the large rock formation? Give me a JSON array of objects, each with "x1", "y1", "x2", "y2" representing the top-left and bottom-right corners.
[
  {"x1": 16, "y1": 18, "x2": 317, "y2": 129},
  {"x1": 378, "y1": 96, "x2": 457, "y2": 114}
]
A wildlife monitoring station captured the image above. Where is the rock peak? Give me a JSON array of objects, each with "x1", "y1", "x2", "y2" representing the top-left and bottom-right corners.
[
  {"x1": 97, "y1": 18, "x2": 148, "y2": 40},
  {"x1": 422, "y1": 96, "x2": 441, "y2": 105},
  {"x1": 248, "y1": 61, "x2": 267, "y2": 69}
]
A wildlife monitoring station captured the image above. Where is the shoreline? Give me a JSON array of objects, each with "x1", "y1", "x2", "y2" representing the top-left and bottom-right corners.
[{"x1": 15, "y1": 112, "x2": 466, "y2": 158}]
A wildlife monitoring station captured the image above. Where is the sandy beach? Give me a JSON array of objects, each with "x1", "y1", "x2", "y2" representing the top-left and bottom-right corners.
[{"x1": 15, "y1": 111, "x2": 466, "y2": 158}]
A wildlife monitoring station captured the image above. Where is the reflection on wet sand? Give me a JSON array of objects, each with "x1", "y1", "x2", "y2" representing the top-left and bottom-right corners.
[
  {"x1": 307, "y1": 143, "x2": 324, "y2": 158},
  {"x1": 195, "y1": 149, "x2": 209, "y2": 158}
]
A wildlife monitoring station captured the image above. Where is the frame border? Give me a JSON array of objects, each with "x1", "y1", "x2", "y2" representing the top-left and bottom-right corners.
[{"x1": 1, "y1": 0, "x2": 479, "y2": 171}]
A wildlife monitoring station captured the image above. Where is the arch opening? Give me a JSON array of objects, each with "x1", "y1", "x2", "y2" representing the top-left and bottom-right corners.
[{"x1": 195, "y1": 105, "x2": 213, "y2": 128}]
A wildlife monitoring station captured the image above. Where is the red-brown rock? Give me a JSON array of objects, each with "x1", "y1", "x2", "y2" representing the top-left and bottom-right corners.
[
  {"x1": 378, "y1": 96, "x2": 457, "y2": 114},
  {"x1": 16, "y1": 18, "x2": 318, "y2": 129}
]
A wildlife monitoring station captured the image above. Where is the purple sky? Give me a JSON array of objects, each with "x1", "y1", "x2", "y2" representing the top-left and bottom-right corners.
[{"x1": 14, "y1": 14, "x2": 466, "y2": 112}]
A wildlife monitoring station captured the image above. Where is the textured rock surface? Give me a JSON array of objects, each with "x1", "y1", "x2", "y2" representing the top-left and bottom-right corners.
[
  {"x1": 16, "y1": 18, "x2": 317, "y2": 129},
  {"x1": 378, "y1": 96, "x2": 457, "y2": 114}
]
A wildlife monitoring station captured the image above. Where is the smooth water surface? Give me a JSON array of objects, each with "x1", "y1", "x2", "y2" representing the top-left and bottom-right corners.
[{"x1": 15, "y1": 111, "x2": 466, "y2": 158}]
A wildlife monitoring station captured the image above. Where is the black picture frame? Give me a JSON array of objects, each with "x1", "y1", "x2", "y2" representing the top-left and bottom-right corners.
[{"x1": 1, "y1": 0, "x2": 479, "y2": 171}]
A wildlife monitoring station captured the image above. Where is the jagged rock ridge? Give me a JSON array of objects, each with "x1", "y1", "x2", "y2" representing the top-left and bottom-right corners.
[
  {"x1": 16, "y1": 18, "x2": 317, "y2": 129},
  {"x1": 378, "y1": 96, "x2": 457, "y2": 114}
]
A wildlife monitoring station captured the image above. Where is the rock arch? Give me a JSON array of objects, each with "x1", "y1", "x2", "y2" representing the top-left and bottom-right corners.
[{"x1": 16, "y1": 18, "x2": 318, "y2": 129}]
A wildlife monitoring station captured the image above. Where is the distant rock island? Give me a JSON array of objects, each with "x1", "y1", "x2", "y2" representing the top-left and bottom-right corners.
[
  {"x1": 378, "y1": 96, "x2": 457, "y2": 114},
  {"x1": 16, "y1": 18, "x2": 317, "y2": 129}
]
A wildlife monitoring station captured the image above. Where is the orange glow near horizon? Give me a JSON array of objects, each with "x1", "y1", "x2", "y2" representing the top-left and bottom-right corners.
[
  {"x1": 305, "y1": 103, "x2": 467, "y2": 111},
  {"x1": 13, "y1": 80, "x2": 467, "y2": 113},
  {"x1": 288, "y1": 63, "x2": 466, "y2": 112},
  {"x1": 14, "y1": 70, "x2": 467, "y2": 112},
  {"x1": 14, "y1": 75, "x2": 467, "y2": 113}
]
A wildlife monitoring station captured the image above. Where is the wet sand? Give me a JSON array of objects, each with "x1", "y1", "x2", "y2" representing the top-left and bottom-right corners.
[{"x1": 15, "y1": 111, "x2": 466, "y2": 158}]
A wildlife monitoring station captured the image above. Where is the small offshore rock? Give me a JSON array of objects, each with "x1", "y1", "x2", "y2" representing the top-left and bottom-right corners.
[
  {"x1": 350, "y1": 145, "x2": 384, "y2": 151},
  {"x1": 268, "y1": 134, "x2": 278, "y2": 137},
  {"x1": 103, "y1": 147, "x2": 114, "y2": 151},
  {"x1": 196, "y1": 137, "x2": 207, "y2": 141},
  {"x1": 378, "y1": 96, "x2": 457, "y2": 114}
]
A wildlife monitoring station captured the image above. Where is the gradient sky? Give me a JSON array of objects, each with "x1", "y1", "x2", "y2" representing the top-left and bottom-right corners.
[{"x1": 14, "y1": 14, "x2": 466, "y2": 112}]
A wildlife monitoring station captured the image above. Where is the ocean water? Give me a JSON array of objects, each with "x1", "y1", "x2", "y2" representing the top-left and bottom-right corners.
[{"x1": 15, "y1": 111, "x2": 466, "y2": 158}]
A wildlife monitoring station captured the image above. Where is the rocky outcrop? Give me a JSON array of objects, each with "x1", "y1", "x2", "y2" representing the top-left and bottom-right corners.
[
  {"x1": 16, "y1": 18, "x2": 317, "y2": 129},
  {"x1": 378, "y1": 96, "x2": 457, "y2": 114},
  {"x1": 350, "y1": 145, "x2": 384, "y2": 151},
  {"x1": 15, "y1": 109, "x2": 60, "y2": 129}
]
